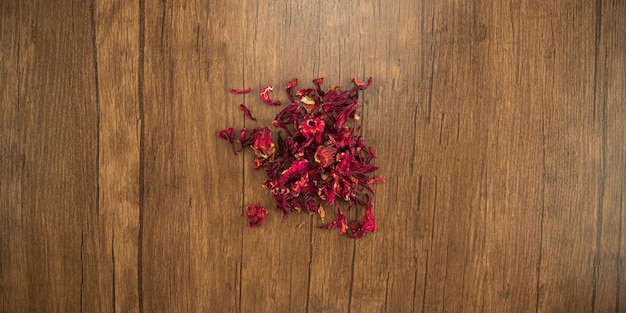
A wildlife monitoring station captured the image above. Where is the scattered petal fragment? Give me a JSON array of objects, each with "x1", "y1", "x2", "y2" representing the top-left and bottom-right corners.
[
  {"x1": 246, "y1": 204, "x2": 268, "y2": 228},
  {"x1": 261, "y1": 85, "x2": 281, "y2": 106},
  {"x1": 239, "y1": 103, "x2": 257, "y2": 121},
  {"x1": 229, "y1": 87, "x2": 252, "y2": 94}
]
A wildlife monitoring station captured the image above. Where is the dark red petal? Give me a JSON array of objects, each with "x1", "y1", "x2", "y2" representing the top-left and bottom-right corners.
[
  {"x1": 218, "y1": 127, "x2": 239, "y2": 154},
  {"x1": 260, "y1": 85, "x2": 281, "y2": 106},
  {"x1": 229, "y1": 87, "x2": 252, "y2": 94},
  {"x1": 352, "y1": 77, "x2": 373, "y2": 90},
  {"x1": 239, "y1": 128, "x2": 248, "y2": 142},
  {"x1": 319, "y1": 209, "x2": 347, "y2": 234},
  {"x1": 312, "y1": 77, "x2": 325, "y2": 96},
  {"x1": 246, "y1": 203, "x2": 268, "y2": 228},
  {"x1": 218, "y1": 127, "x2": 235, "y2": 142},
  {"x1": 363, "y1": 206, "x2": 376, "y2": 232},
  {"x1": 250, "y1": 127, "x2": 276, "y2": 158},
  {"x1": 285, "y1": 78, "x2": 298, "y2": 102},
  {"x1": 239, "y1": 103, "x2": 257, "y2": 121},
  {"x1": 348, "y1": 231, "x2": 365, "y2": 238},
  {"x1": 280, "y1": 160, "x2": 309, "y2": 185}
]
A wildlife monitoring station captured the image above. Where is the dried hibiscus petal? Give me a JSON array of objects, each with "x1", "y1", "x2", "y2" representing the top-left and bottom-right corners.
[
  {"x1": 352, "y1": 77, "x2": 372, "y2": 90},
  {"x1": 219, "y1": 77, "x2": 383, "y2": 238},
  {"x1": 229, "y1": 87, "x2": 252, "y2": 94},
  {"x1": 250, "y1": 127, "x2": 276, "y2": 159},
  {"x1": 218, "y1": 127, "x2": 238, "y2": 154},
  {"x1": 314, "y1": 144, "x2": 338, "y2": 168},
  {"x1": 299, "y1": 117, "x2": 325, "y2": 143},
  {"x1": 320, "y1": 209, "x2": 348, "y2": 235},
  {"x1": 260, "y1": 85, "x2": 281, "y2": 106},
  {"x1": 246, "y1": 204, "x2": 268, "y2": 228},
  {"x1": 285, "y1": 78, "x2": 298, "y2": 102},
  {"x1": 239, "y1": 103, "x2": 257, "y2": 121}
]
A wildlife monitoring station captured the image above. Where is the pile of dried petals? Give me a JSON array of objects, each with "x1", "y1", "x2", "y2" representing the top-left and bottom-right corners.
[{"x1": 218, "y1": 77, "x2": 384, "y2": 238}]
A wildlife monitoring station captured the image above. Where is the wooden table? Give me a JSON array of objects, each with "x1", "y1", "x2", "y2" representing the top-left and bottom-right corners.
[{"x1": 1, "y1": 1, "x2": 624, "y2": 312}]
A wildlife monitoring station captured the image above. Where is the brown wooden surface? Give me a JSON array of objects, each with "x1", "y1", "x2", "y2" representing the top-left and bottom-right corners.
[{"x1": 1, "y1": 0, "x2": 625, "y2": 312}]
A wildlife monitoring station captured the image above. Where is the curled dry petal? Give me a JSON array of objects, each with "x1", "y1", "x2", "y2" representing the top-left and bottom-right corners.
[
  {"x1": 285, "y1": 78, "x2": 298, "y2": 102},
  {"x1": 363, "y1": 205, "x2": 376, "y2": 232},
  {"x1": 320, "y1": 210, "x2": 347, "y2": 235},
  {"x1": 299, "y1": 118, "x2": 325, "y2": 143},
  {"x1": 312, "y1": 77, "x2": 325, "y2": 96},
  {"x1": 352, "y1": 77, "x2": 373, "y2": 90},
  {"x1": 261, "y1": 85, "x2": 281, "y2": 106},
  {"x1": 314, "y1": 144, "x2": 338, "y2": 168},
  {"x1": 239, "y1": 103, "x2": 257, "y2": 121},
  {"x1": 251, "y1": 127, "x2": 276, "y2": 159},
  {"x1": 218, "y1": 127, "x2": 238, "y2": 154},
  {"x1": 280, "y1": 160, "x2": 309, "y2": 185},
  {"x1": 246, "y1": 204, "x2": 268, "y2": 228},
  {"x1": 317, "y1": 204, "x2": 326, "y2": 222}
]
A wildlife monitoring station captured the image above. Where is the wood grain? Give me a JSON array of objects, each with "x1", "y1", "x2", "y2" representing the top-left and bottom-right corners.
[{"x1": 1, "y1": 0, "x2": 624, "y2": 312}]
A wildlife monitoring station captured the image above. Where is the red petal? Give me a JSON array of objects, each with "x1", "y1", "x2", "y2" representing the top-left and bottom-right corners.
[
  {"x1": 229, "y1": 87, "x2": 252, "y2": 94},
  {"x1": 218, "y1": 127, "x2": 239, "y2": 154},
  {"x1": 246, "y1": 203, "x2": 268, "y2": 228},
  {"x1": 239, "y1": 103, "x2": 257, "y2": 121},
  {"x1": 319, "y1": 209, "x2": 347, "y2": 234},
  {"x1": 352, "y1": 77, "x2": 373, "y2": 90},
  {"x1": 260, "y1": 85, "x2": 281, "y2": 106},
  {"x1": 363, "y1": 206, "x2": 376, "y2": 232},
  {"x1": 312, "y1": 77, "x2": 325, "y2": 95},
  {"x1": 285, "y1": 78, "x2": 298, "y2": 102},
  {"x1": 280, "y1": 160, "x2": 309, "y2": 185}
]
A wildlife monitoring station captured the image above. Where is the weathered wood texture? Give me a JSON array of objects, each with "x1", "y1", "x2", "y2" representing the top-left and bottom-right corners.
[{"x1": 1, "y1": 0, "x2": 624, "y2": 312}]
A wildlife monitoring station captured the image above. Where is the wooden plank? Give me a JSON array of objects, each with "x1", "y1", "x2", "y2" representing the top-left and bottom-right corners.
[
  {"x1": 592, "y1": 1, "x2": 626, "y2": 312},
  {"x1": 0, "y1": 1, "x2": 27, "y2": 309},
  {"x1": 348, "y1": 1, "x2": 424, "y2": 312},
  {"x1": 238, "y1": 1, "x2": 319, "y2": 311},
  {"x1": 0, "y1": 1, "x2": 99, "y2": 311},
  {"x1": 80, "y1": 0, "x2": 141, "y2": 312},
  {"x1": 141, "y1": 0, "x2": 245, "y2": 311},
  {"x1": 535, "y1": 1, "x2": 604, "y2": 312},
  {"x1": 303, "y1": 2, "x2": 374, "y2": 312},
  {"x1": 187, "y1": 2, "x2": 246, "y2": 311},
  {"x1": 478, "y1": 1, "x2": 547, "y2": 311}
]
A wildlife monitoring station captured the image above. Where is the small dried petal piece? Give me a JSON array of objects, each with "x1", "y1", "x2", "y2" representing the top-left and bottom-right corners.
[
  {"x1": 299, "y1": 117, "x2": 325, "y2": 143},
  {"x1": 363, "y1": 205, "x2": 376, "y2": 232},
  {"x1": 312, "y1": 77, "x2": 325, "y2": 96},
  {"x1": 280, "y1": 160, "x2": 309, "y2": 185},
  {"x1": 239, "y1": 103, "x2": 257, "y2": 121},
  {"x1": 261, "y1": 85, "x2": 281, "y2": 106},
  {"x1": 314, "y1": 144, "x2": 338, "y2": 168},
  {"x1": 250, "y1": 127, "x2": 276, "y2": 159},
  {"x1": 246, "y1": 204, "x2": 268, "y2": 228},
  {"x1": 229, "y1": 87, "x2": 252, "y2": 94},
  {"x1": 320, "y1": 210, "x2": 347, "y2": 235},
  {"x1": 285, "y1": 78, "x2": 298, "y2": 102},
  {"x1": 352, "y1": 77, "x2": 373, "y2": 90},
  {"x1": 218, "y1": 127, "x2": 239, "y2": 154}
]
